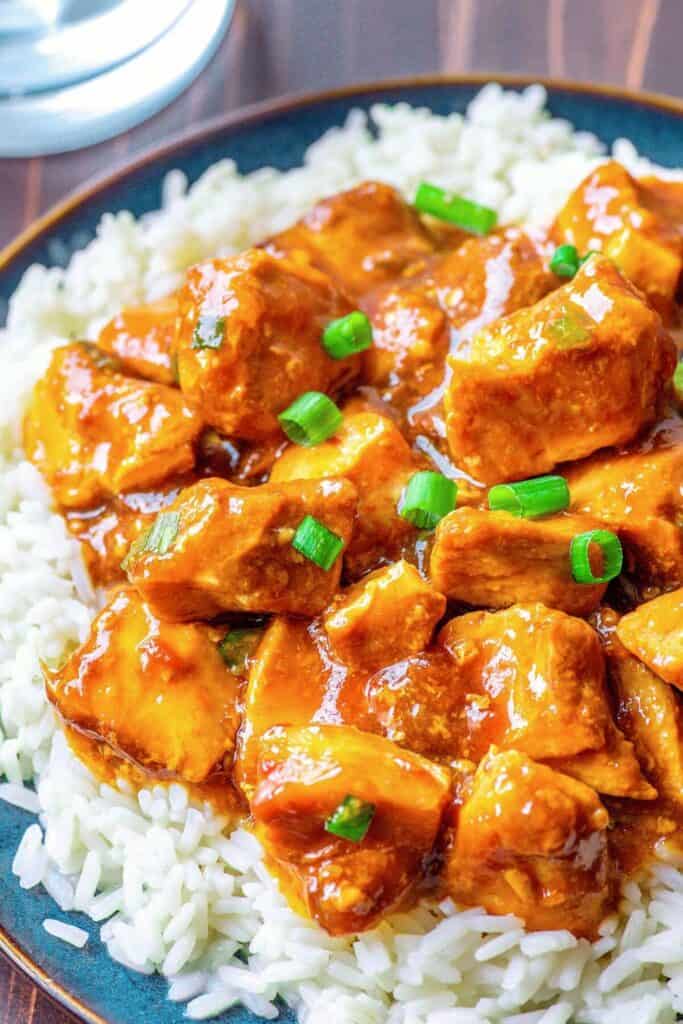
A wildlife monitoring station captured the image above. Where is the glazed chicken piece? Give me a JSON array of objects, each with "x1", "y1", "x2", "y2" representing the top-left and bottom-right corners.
[
  {"x1": 124, "y1": 476, "x2": 357, "y2": 621},
  {"x1": 236, "y1": 617, "x2": 325, "y2": 795},
  {"x1": 176, "y1": 250, "x2": 356, "y2": 441},
  {"x1": 363, "y1": 227, "x2": 555, "y2": 438},
  {"x1": 270, "y1": 410, "x2": 424, "y2": 578},
  {"x1": 444, "y1": 749, "x2": 610, "y2": 936},
  {"x1": 639, "y1": 177, "x2": 683, "y2": 243},
  {"x1": 323, "y1": 560, "x2": 446, "y2": 670},
  {"x1": 617, "y1": 587, "x2": 683, "y2": 690},
  {"x1": 430, "y1": 507, "x2": 609, "y2": 616},
  {"x1": 566, "y1": 415, "x2": 683, "y2": 597},
  {"x1": 23, "y1": 342, "x2": 201, "y2": 509},
  {"x1": 64, "y1": 477, "x2": 191, "y2": 587},
  {"x1": 438, "y1": 605, "x2": 613, "y2": 761},
  {"x1": 444, "y1": 255, "x2": 676, "y2": 484},
  {"x1": 364, "y1": 648, "x2": 465, "y2": 764},
  {"x1": 367, "y1": 603, "x2": 653, "y2": 798},
  {"x1": 97, "y1": 293, "x2": 178, "y2": 385},
  {"x1": 45, "y1": 588, "x2": 241, "y2": 785},
  {"x1": 236, "y1": 562, "x2": 446, "y2": 792},
  {"x1": 252, "y1": 724, "x2": 450, "y2": 935},
  {"x1": 266, "y1": 181, "x2": 437, "y2": 300},
  {"x1": 553, "y1": 161, "x2": 683, "y2": 320},
  {"x1": 596, "y1": 607, "x2": 683, "y2": 805}
]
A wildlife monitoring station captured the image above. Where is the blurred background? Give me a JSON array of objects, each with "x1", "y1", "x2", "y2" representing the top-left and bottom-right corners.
[{"x1": 0, "y1": 0, "x2": 682, "y2": 250}]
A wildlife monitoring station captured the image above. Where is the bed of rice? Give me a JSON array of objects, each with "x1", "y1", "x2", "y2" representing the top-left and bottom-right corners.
[{"x1": 2, "y1": 83, "x2": 683, "y2": 1024}]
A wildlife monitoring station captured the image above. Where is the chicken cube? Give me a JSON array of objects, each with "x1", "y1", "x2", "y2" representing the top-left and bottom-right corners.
[
  {"x1": 124, "y1": 476, "x2": 357, "y2": 621},
  {"x1": 22, "y1": 343, "x2": 202, "y2": 508},
  {"x1": 176, "y1": 250, "x2": 356, "y2": 441},
  {"x1": 566, "y1": 415, "x2": 683, "y2": 597},
  {"x1": 597, "y1": 607, "x2": 683, "y2": 805},
  {"x1": 430, "y1": 508, "x2": 608, "y2": 615},
  {"x1": 252, "y1": 724, "x2": 450, "y2": 934},
  {"x1": 266, "y1": 181, "x2": 437, "y2": 300},
  {"x1": 444, "y1": 749, "x2": 610, "y2": 936},
  {"x1": 45, "y1": 588, "x2": 241, "y2": 785},
  {"x1": 439, "y1": 605, "x2": 609, "y2": 760},
  {"x1": 97, "y1": 293, "x2": 178, "y2": 385},
  {"x1": 362, "y1": 281, "x2": 449, "y2": 424},
  {"x1": 363, "y1": 227, "x2": 555, "y2": 443},
  {"x1": 444, "y1": 256, "x2": 676, "y2": 483},
  {"x1": 238, "y1": 567, "x2": 446, "y2": 793},
  {"x1": 236, "y1": 618, "x2": 327, "y2": 795},
  {"x1": 270, "y1": 410, "x2": 423, "y2": 578},
  {"x1": 364, "y1": 649, "x2": 466, "y2": 763},
  {"x1": 437, "y1": 604, "x2": 652, "y2": 797},
  {"x1": 553, "y1": 161, "x2": 683, "y2": 320},
  {"x1": 547, "y1": 728, "x2": 656, "y2": 802},
  {"x1": 323, "y1": 560, "x2": 446, "y2": 670},
  {"x1": 617, "y1": 587, "x2": 683, "y2": 689}
]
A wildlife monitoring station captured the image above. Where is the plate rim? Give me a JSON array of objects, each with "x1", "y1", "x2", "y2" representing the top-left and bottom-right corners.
[
  {"x1": 1, "y1": 71, "x2": 683, "y2": 273},
  {"x1": 0, "y1": 71, "x2": 682, "y2": 1024}
]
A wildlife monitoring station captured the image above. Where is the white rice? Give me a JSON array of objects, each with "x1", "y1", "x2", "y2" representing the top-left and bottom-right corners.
[
  {"x1": 43, "y1": 918, "x2": 89, "y2": 949},
  {"x1": 2, "y1": 82, "x2": 683, "y2": 1024}
]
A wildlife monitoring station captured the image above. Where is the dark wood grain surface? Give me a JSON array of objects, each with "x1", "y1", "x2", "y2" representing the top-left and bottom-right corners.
[{"x1": 1, "y1": 0, "x2": 682, "y2": 1020}]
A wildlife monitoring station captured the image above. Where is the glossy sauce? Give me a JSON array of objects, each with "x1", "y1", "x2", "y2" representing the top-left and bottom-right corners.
[{"x1": 22, "y1": 172, "x2": 683, "y2": 938}]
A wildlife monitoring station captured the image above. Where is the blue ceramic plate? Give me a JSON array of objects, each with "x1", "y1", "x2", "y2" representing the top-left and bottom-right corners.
[{"x1": 0, "y1": 76, "x2": 681, "y2": 1024}]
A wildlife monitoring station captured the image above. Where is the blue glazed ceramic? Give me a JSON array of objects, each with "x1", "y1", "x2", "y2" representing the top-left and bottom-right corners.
[{"x1": 0, "y1": 76, "x2": 681, "y2": 1024}]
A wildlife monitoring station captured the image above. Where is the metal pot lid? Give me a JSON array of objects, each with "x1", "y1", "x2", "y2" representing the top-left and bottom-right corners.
[{"x1": 0, "y1": 0, "x2": 234, "y2": 158}]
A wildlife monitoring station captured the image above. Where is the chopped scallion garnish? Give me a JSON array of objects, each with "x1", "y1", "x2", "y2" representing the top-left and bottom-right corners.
[
  {"x1": 488, "y1": 475, "x2": 570, "y2": 519},
  {"x1": 399, "y1": 471, "x2": 457, "y2": 530},
  {"x1": 674, "y1": 359, "x2": 683, "y2": 399},
  {"x1": 570, "y1": 529, "x2": 623, "y2": 584},
  {"x1": 548, "y1": 313, "x2": 590, "y2": 348},
  {"x1": 145, "y1": 511, "x2": 180, "y2": 555},
  {"x1": 292, "y1": 515, "x2": 344, "y2": 570},
  {"x1": 550, "y1": 244, "x2": 580, "y2": 278},
  {"x1": 324, "y1": 795, "x2": 375, "y2": 842},
  {"x1": 414, "y1": 182, "x2": 497, "y2": 236},
  {"x1": 218, "y1": 628, "x2": 262, "y2": 673},
  {"x1": 323, "y1": 311, "x2": 373, "y2": 359},
  {"x1": 278, "y1": 391, "x2": 342, "y2": 446},
  {"x1": 192, "y1": 313, "x2": 225, "y2": 350},
  {"x1": 121, "y1": 510, "x2": 179, "y2": 572},
  {"x1": 170, "y1": 350, "x2": 180, "y2": 384}
]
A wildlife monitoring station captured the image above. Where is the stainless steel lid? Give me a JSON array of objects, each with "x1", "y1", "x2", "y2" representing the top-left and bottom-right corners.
[{"x1": 0, "y1": 0, "x2": 235, "y2": 157}]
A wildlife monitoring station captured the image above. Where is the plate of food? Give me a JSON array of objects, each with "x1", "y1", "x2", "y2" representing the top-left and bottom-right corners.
[{"x1": 0, "y1": 75, "x2": 682, "y2": 1024}]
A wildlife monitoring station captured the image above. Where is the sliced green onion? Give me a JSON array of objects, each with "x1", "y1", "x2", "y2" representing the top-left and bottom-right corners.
[
  {"x1": 325, "y1": 795, "x2": 375, "y2": 843},
  {"x1": 488, "y1": 475, "x2": 570, "y2": 519},
  {"x1": 278, "y1": 392, "x2": 342, "y2": 446},
  {"x1": 218, "y1": 628, "x2": 262, "y2": 673},
  {"x1": 145, "y1": 511, "x2": 180, "y2": 554},
  {"x1": 323, "y1": 311, "x2": 373, "y2": 359},
  {"x1": 399, "y1": 471, "x2": 457, "y2": 530},
  {"x1": 674, "y1": 359, "x2": 683, "y2": 399},
  {"x1": 121, "y1": 511, "x2": 179, "y2": 571},
  {"x1": 570, "y1": 529, "x2": 623, "y2": 584},
  {"x1": 292, "y1": 515, "x2": 344, "y2": 570},
  {"x1": 550, "y1": 244, "x2": 580, "y2": 278},
  {"x1": 548, "y1": 313, "x2": 590, "y2": 348},
  {"x1": 170, "y1": 349, "x2": 180, "y2": 384},
  {"x1": 414, "y1": 182, "x2": 497, "y2": 236},
  {"x1": 192, "y1": 313, "x2": 225, "y2": 350}
]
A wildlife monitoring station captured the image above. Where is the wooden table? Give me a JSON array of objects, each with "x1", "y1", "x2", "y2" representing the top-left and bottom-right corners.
[{"x1": 0, "y1": 0, "x2": 681, "y2": 1019}]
